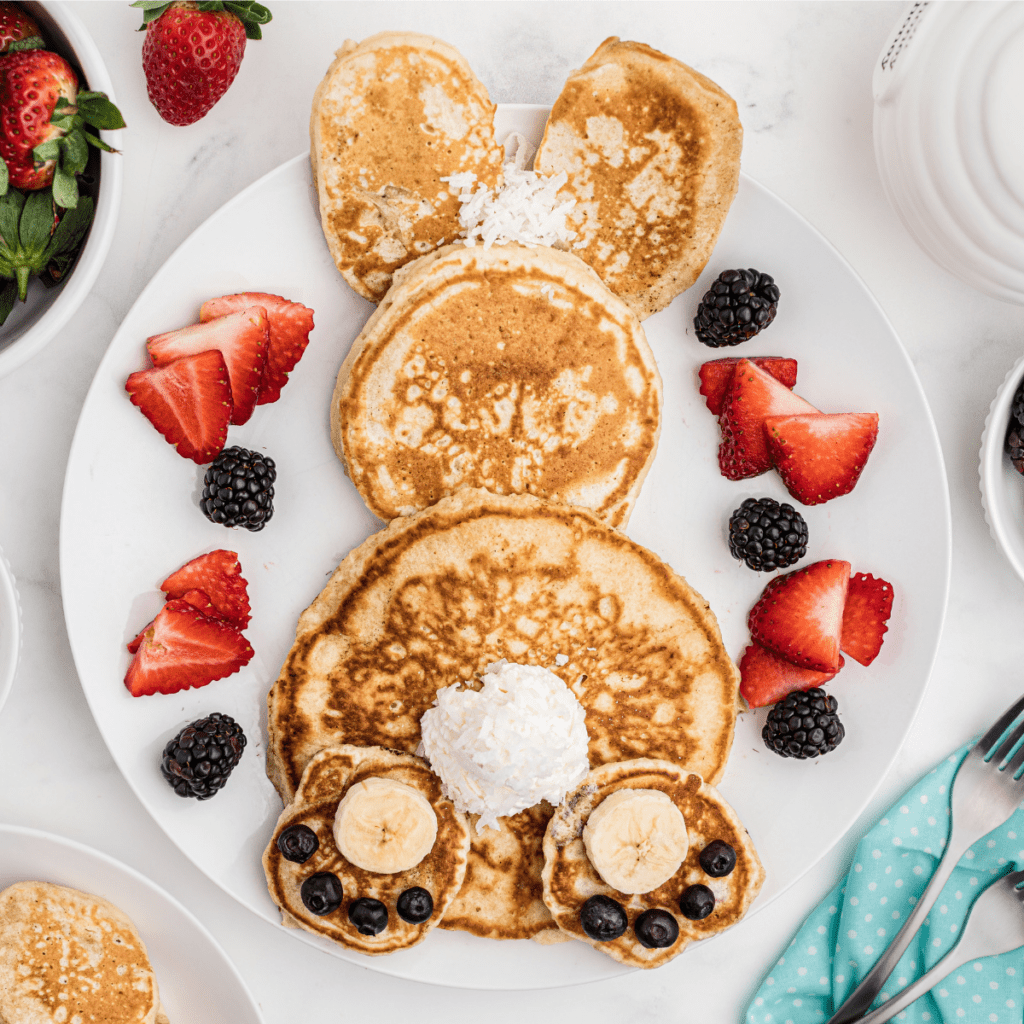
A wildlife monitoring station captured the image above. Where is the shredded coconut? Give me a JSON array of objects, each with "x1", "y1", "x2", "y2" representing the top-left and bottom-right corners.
[
  {"x1": 419, "y1": 660, "x2": 590, "y2": 831},
  {"x1": 441, "y1": 137, "x2": 577, "y2": 251}
]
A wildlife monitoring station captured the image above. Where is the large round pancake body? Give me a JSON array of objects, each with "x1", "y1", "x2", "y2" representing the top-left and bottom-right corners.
[
  {"x1": 0, "y1": 881, "x2": 163, "y2": 1023},
  {"x1": 542, "y1": 760, "x2": 765, "y2": 968},
  {"x1": 310, "y1": 32, "x2": 504, "y2": 302},
  {"x1": 264, "y1": 745, "x2": 470, "y2": 955},
  {"x1": 535, "y1": 38, "x2": 743, "y2": 320},
  {"x1": 267, "y1": 489, "x2": 739, "y2": 939},
  {"x1": 332, "y1": 244, "x2": 662, "y2": 528}
]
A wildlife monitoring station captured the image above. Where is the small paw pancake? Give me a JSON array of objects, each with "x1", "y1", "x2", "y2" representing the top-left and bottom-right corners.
[
  {"x1": 263, "y1": 744, "x2": 470, "y2": 955},
  {"x1": 542, "y1": 759, "x2": 764, "y2": 968}
]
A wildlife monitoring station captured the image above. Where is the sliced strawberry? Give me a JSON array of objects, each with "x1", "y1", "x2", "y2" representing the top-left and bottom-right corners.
[
  {"x1": 764, "y1": 412, "x2": 880, "y2": 506},
  {"x1": 127, "y1": 621, "x2": 151, "y2": 655},
  {"x1": 124, "y1": 598, "x2": 253, "y2": 697},
  {"x1": 739, "y1": 643, "x2": 843, "y2": 709},
  {"x1": 125, "y1": 349, "x2": 231, "y2": 464},
  {"x1": 718, "y1": 359, "x2": 818, "y2": 479},
  {"x1": 698, "y1": 357, "x2": 798, "y2": 418},
  {"x1": 748, "y1": 559, "x2": 851, "y2": 672},
  {"x1": 200, "y1": 293, "x2": 314, "y2": 405},
  {"x1": 147, "y1": 307, "x2": 269, "y2": 425},
  {"x1": 160, "y1": 550, "x2": 251, "y2": 629},
  {"x1": 841, "y1": 572, "x2": 894, "y2": 666}
]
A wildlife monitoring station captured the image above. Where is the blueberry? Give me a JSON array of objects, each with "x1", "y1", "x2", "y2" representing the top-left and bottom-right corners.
[
  {"x1": 679, "y1": 884, "x2": 715, "y2": 920},
  {"x1": 634, "y1": 908, "x2": 679, "y2": 949},
  {"x1": 277, "y1": 824, "x2": 319, "y2": 864},
  {"x1": 348, "y1": 897, "x2": 388, "y2": 936},
  {"x1": 579, "y1": 894, "x2": 628, "y2": 942},
  {"x1": 396, "y1": 887, "x2": 434, "y2": 924},
  {"x1": 698, "y1": 840, "x2": 736, "y2": 878},
  {"x1": 300, "y1": 872, "x2": 343, "y2": 916}
]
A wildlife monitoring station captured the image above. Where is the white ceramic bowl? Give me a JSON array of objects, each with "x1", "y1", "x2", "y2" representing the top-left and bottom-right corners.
[
  {"x1": 0, "y1": 542, "x2": 22, "y2": 716},
  {"x1": 874, "y1": 2, "x2": 1024, "y2": 304},
  {"x1": 979, "y1": 355, "x2": 1024, "y2": 583},
  {"x1": 0, "y1": 1, "x2": 123, "y2": 378}
]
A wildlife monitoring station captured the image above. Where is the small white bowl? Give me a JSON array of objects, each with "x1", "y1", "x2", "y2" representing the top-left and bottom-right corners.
[
  {"x1": 979, "y1": 354, "x2": 1024, "y2": 583},
  {"x1": 0, "y1": 2, "x2": 123, "y2": 378},
  {"x1": 0, "y1": 543, "x2": 22, "y2": 716}
]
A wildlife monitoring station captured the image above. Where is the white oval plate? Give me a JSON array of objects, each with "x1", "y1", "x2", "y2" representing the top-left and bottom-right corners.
[
  {"x1": 60, "y1": 106, "x2": 951, "y2": 989},
  {"x1": 0, "y1": 824, "x2": 264, "y2": 1022}
]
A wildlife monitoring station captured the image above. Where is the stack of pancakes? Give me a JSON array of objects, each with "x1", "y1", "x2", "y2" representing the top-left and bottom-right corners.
[{"x1": 264, "y1": 31, "x2": 761, "y2": 960}]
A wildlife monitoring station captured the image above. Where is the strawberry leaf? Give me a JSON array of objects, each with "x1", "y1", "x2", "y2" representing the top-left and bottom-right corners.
[
  {"x1": 5, "y1": 35, "x2": 44, "y2": 52},
  {"x1": 131, "y1": 1, "x2": 175, "y2": 28},
  {"x1": 0, "y1": 159, "x2": 7, "y2": 197},
  {"x1": 0, "y1": 188, "x2": 25, "y2": 248},
  {"x1": 77, "y1": 93, "x2": 127, "y2": 130},
  {"x1": 223, "y1": 1, "x2": 272, "y2": 39},
  {"x1": 32, "y1": 138, "x2": 60, "y2": 163},
  {"x1": 51, "y1": 165, "x2": 78, "y2": 210},
  {"x1": 60, "y1": 130, "x2": 89, "y2": 176},
  {"x1": 83, "y1": 131, "x2": 117, "y2": 154},
  {"x1": 19, "y1": 190, "x2": 53, "y2": 252},
  {"x1": 41, "y1": 196, "x2": 93, "y2": 278}
]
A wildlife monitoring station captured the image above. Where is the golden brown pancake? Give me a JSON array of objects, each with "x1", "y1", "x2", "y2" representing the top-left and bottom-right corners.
[
  {"x1": 263, "y1": 745, "x2": 470, "y2": 955},
  {"x1": 0, "y1": 881, "x2": 168, "y2": 1024},
  {"x1": 331, "y1": 243, "x2": 662, "y2": 528},
  {"x1": 535, "y1": 38, "x2": 743, "y2": 320},
  {"x1": 310, "y1": 32, "x2": 504, "y2": 302},
  {"x1": 542, "y1": 759, "x2": 764, "y2": 967},
  {"x1": 266, "y1": 489, "x2": 740, "y2": 939}
]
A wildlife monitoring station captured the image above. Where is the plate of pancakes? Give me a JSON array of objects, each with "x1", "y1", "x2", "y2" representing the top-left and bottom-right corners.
[
  {"x1": 0, "y1": 824, "x2": 263, "y2": 1022},
  {"x1": 61, "y1": 34, "x2": 949, "y2": 989}
]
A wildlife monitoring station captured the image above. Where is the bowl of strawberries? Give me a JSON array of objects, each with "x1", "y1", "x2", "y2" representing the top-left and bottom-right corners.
[{"x1": 0, "y1": 1, "x2": 125, "y2": 379}]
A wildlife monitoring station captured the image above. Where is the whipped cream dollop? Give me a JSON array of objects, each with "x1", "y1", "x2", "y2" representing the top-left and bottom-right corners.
[{"x1": 419, "y1": 660, "x2": 590, "y2": 832}]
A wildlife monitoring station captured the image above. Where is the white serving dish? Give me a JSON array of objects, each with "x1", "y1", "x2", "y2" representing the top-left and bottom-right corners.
[
  {"x1": 0, "y1": 542, "x2": 21, "y2": 717},
  {"x1": 873, "y1": 1, "x2": 1024, "y2": 304},
  {"x1": 0, "y1": 1, "x2": 124, "y2": 378},
  {"x1": 0, "y1": 824, "x2": 265, "y2": 1024},
  {"x1": 979, "y1": 354, "x2": 1024, "y2": 583},
  {"x1": 62, "y1": 106, "x2": 951, "y2": 990}
]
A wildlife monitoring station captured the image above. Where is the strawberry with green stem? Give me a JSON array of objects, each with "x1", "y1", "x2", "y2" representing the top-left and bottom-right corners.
[
  {"x1": 0, "y1": 3, "x2": 44, "y2": 55},
  {"x1": 132, "y1": 1, "x2": 271, "y2": 126},
  {"x1": 0, "y1": 48, "x2": 125, "y2": 206}
]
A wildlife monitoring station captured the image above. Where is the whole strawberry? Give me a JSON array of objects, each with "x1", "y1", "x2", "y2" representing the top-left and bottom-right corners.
[
  {"x1": 0, "y1": 3, "x2": 43, "y2": 54},
  {"x1": 0, "y1": 48, "x2": 125, "y2": 204},
  {"x1": 133, "y1": 1, "x2": 271, "y2": 126}
]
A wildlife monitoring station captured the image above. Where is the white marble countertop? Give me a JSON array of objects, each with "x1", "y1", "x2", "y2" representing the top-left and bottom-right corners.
[{"x1": 3, "y1": 2, "x2": 1024, "y2": 1020}]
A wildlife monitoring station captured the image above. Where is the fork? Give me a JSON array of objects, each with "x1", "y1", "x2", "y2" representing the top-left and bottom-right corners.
[
  {"x1": 850, "y1": 868, "x2": 1024, "y2": 1024},
  {"x1": 827, "y1": 693, "x2": 1024, "y2": 1024}
]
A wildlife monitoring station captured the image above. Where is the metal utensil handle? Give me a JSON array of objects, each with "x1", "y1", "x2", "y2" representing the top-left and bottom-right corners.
[
  {"x1": 852, "y1": 929, "x2": 977, "y2": 1024},
  {"x1": 827, "y1": 830, "x2": 971, "y2": 1024}
]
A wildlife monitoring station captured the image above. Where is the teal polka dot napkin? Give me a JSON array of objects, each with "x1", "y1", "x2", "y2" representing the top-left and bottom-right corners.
[{"x1": 746, "y1": 743, "x2": 1024, "y2": 1024}]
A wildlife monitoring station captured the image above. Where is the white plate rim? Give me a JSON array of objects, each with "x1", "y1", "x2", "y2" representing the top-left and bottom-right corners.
[
  {"x1": 0, "y1": 822, "x2": 265, "y2": 1022},
  {"x1": 58, "y1": 104, "x2": 953, "y2": 989}
]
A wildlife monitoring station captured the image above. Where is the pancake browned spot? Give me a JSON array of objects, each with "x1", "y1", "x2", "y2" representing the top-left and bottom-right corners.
[
  {"x1": 310, "y1": 32, "x2": 504, "y2": 302},
  {"x1": 332, "y1": 243, "x2": 662, "y2": 528},
  {"x1": 535, "y1": 38, "x2": 743, "y2": 320},
  {"x1": 264, "y1": 745, "x2": 470, "y2": 955},
  {"x1": 266, "y1": 489, "x2": 739, "y2": 940},
  {"x1": 542, "y1": 759, "x2": 765, "y2": 967},
  {"x1": 0, "y1": 881, "x2": 168, "y2": 1023}
]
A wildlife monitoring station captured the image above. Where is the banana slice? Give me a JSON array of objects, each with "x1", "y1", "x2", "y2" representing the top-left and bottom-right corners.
[
  {"x1": 334, "y1": 777, "x2": 438, "y2": 874},
  {"x1": 583, "y1": 788, "x2": 688, "y2": 894}
]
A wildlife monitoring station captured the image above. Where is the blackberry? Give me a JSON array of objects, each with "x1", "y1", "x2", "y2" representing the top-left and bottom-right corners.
[
  {"x1": 201, "y1": 446, "x2": 276, "y2": 531},
  {"x1": 160, "y1": 712, "x2": 246, "y2": 799},
  {"x1": 763, "y1": 688, "x2": 844, "y2": 759},
  {"x1": 1006, "y1": 377, "x2": 1024, "y2": 474},
  {"x1": 694, "y1": 268, "x2": 780, "y2": 347},
  {"x1": 728, "y1": 497, "x2": 808, "y2": 572}
]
